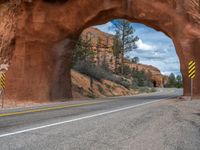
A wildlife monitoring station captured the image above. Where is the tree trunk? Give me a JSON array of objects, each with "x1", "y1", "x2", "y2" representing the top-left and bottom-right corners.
[{"x1": 121, "y1": 51, "x2": 124, "y2": 75}]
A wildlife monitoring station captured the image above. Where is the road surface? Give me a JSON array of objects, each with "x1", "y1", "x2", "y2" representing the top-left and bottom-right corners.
[{"x1": 0, "y1": 89, "x2": 184, "y2": 150}]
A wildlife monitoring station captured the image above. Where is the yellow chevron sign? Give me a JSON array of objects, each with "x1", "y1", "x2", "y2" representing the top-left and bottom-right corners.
[
  {"x1": 0, "y1": 73, "x2": 5, "y2": 90},
  {"x1": 188, "y1": 61, "x2": 196, "y2": 79}
]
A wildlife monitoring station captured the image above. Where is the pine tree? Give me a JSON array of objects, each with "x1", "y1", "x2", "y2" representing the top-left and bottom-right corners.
[
  {"x1": 176, "y1": 75, "x2": 183, "y2": 88},
  {"x1": 112, "y1": 35, "x2": 122, "y2": 74},
  {"x1": 96, "y1": 37, "x2": 101, "y2": 66},
  {"x1": 112, "y1": 19, "x2": 139, "y2": 74},
  {"x1": 131, "y1": 57, "x2": 140, "y2": 64},
  {"x1": 72, "y1": 37, "x2": 95, "y2": 66},
  {"x1": 166, "y1": 73, "x2": 176, "y2": 87}
]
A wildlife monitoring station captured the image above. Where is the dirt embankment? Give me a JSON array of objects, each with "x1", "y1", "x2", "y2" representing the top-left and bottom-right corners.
[
  {"x1": 126, "y1": 99, "x2": 200, "y2": 150},
  {"x1": 71, "y1": 70, "x2": 139, "y2": 99}
]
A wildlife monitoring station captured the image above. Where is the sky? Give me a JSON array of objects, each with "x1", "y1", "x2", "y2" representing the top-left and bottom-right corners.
[{"x1": 95, "y1": 22, "x2": 181, "y2": 76}]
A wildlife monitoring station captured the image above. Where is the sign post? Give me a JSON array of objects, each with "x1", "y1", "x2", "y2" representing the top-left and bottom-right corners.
[
  {"x1": 0, "y1": 73, "x2": 6, "y2": 108},
  {"x1": 188, "y1": 61, "x2": 196, "y2": 101}
]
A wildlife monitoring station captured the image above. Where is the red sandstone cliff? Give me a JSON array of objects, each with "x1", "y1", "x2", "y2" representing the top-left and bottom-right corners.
[{"x1": 0, "y1": 1, "x2": 17, "y2": 73}]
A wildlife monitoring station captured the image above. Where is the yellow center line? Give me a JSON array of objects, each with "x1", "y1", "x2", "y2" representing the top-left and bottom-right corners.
[{"x1": 0, "y1": 101, "x2": 110, "y2": 117}]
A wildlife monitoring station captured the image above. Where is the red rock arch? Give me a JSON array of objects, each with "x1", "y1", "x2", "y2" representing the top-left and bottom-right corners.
[{"x1": 5, "y1": 0, "x2": 200, "y2": 101}]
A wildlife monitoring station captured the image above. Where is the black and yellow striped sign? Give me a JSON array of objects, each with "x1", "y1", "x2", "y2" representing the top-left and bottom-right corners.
[
  {"x1": 0, "y1": 73, "x2": 5, "y2": 90},
  {"x1": 188, "y1": 61, "x2": 196, "y2": 79}
]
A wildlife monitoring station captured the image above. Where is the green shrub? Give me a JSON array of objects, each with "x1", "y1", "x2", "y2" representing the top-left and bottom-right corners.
[
  {"x1": 72, "y1": 37, "x2": 95, "y2": 65},
  {"x1": 73, "y1": 61, "x2": 107, "y2": 81},
  {"x1": 87, "y1": 92, "x2": 96, "y2": 99},
  {"x1": 97, "y1": 84, "x2": 105, "y2": 94},
  {"x1": 138, "y1": 87, "x2": 156, "y2": 93},
  {"x1": 131, "y1": 68, "x2": 153, "y2": 87},
  {"x1": 106, "y1": 75, "x2": 131, "y2": 89},
  {"x1": 122, "y1": 65, "x2": 132, "y2": 76},
  {"x1": 165, "y1": 73, "x2": 183, "y2": 88},
  {"x1": 150, "y1": 88, "x2": 157, "y2": 92},
  {"x1": 73, "y1": 60, "x2": 132, "y2": 88}
]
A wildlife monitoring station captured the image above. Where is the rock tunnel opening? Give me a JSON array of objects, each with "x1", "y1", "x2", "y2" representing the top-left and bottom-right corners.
[
  {"x1": 71, "y1": 20, "x2": 182, "y2": 98},
  {"x1": 152, "y1": 80, "x2": 157, "y2": 87},
  {"x1": 3, "y1": 0, "x2": 199, "y2": 102}
]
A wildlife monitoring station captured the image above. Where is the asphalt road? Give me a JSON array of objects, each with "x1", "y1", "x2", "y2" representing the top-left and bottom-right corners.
[{"x1": 0, "y1": 88, "x2": 182, "y2": 150}]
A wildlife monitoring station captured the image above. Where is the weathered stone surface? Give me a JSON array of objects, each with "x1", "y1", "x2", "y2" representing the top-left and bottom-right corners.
[
  {"x1": 81, "y1": 28, "x2": 117, "y2": 72},
  {"x1": 2, "y1": 0, "x2": 200, "y2": 101},
  {"x1": 0, "y1": 2, "x2": 17, "y2": 72},
  {"x1": 124, "y1": 60, "x2": 167, "y2": 87}
]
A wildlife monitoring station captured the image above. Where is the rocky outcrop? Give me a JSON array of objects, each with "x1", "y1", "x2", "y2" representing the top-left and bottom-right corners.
[
  {"x1": 0, "y1": 1, "x2": 18, "y2": 72},
  {"x1": 1, "y1": 0, "x2": 200, "y2": 101},
  {"x1": 82, "y1": 27, "x2": 167, "y2": 87},
  {"x1": 125, "y1": 60, "x2": 167, "y2": 87},
  {"x1": 82, "y1": 28, "x2": 116, "y2": 71}
]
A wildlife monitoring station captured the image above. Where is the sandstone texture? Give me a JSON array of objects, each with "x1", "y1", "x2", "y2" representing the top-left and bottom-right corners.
[
  {"x1": 0, "y1": 0, "x2": 199, "y2": 101},
  {"x1": 0, "y1": 1, "x2": 17, "y2": 72},
  {"x1": 124, "y1": 59, "x2": 167, "y2": 87}
]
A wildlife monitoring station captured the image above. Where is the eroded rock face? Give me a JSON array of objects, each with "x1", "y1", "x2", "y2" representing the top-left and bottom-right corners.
[
  {"x1": 124, "y1": 60, "x2": 167, "y2": 87},
  {"x1": 0, "y1": 2, "x2": 18, "y2": 72},
  {"x1": 3, "y1": 0, "x2": 200, "y2": 101}
]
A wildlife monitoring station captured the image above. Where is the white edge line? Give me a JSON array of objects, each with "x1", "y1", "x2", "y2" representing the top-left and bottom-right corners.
[{"x1": 0, "y1": 98, "x2": 172, "y2": 138}]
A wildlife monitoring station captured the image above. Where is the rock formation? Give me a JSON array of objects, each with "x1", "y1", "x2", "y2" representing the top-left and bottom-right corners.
[
  {"x1": 0, "y1": 1, "x2": 17, "y2": 72},
  {"x1": 81, "y1": 28, "x2": 117, "y2": 72},
  {"x1": 0, "y1": 0, "x2": 199, "y2": 101},
  {"x1": 81, "y1": 27, "x2": 167, "y2": 87}
]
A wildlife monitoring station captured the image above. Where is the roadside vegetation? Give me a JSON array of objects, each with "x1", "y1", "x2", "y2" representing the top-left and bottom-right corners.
[{"x1": 165, "y1": 73, "x2": 183, "y2": 88}]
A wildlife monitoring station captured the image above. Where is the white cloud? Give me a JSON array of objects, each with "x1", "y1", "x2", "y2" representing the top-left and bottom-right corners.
[
  {"x1": 136, "y1": 39, "x2": 155, "y2": 51},
  {"x1": 95, "y1": 22, "x2": 115, "y2": 35},
  {"x1": 127, "y1": 39, "x2": 181, "y2": 76}
]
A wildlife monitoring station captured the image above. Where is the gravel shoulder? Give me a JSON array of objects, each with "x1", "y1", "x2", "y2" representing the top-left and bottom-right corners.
[{"x1": 122, "y1": 99, "x2": 200, "y2": 150}]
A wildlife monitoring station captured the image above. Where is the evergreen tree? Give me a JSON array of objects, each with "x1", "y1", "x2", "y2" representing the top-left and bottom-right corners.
[
  {"x1": 176, "y1": 75, "x2": 183, "y2": 88},
  {"x1": 73, "y1": 37, "x2": 95, "y2": 66},
  {"x1": 131, "y1": 68, "x2": 153, "y2": 87},
  {"x1": 112, "y1": 34, "x2": 122, "y2": 74},
  {"x1": 167, "y1": 73, "x2": 176, "y2": 87},
  {"x1": 165, "y1": 73, "x2": 183, "y2": 88},
  {"x1": 131, "y1": 57, "x2": 140, "y2": 64},
  {"x1": 96, "y1": 37, "x2": 101, "y2": 66},
  {"x1": 112, "y1": 19, "x2": 139, "y2": 74}
]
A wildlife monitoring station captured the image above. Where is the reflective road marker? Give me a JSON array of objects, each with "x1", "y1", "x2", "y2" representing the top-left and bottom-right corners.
[
  {"x1": 0, "y1": 73, "x2": 6, "y2": 108},
  {"x1": 188, "y1": 61, "x2": 196, "y2": 100}
]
